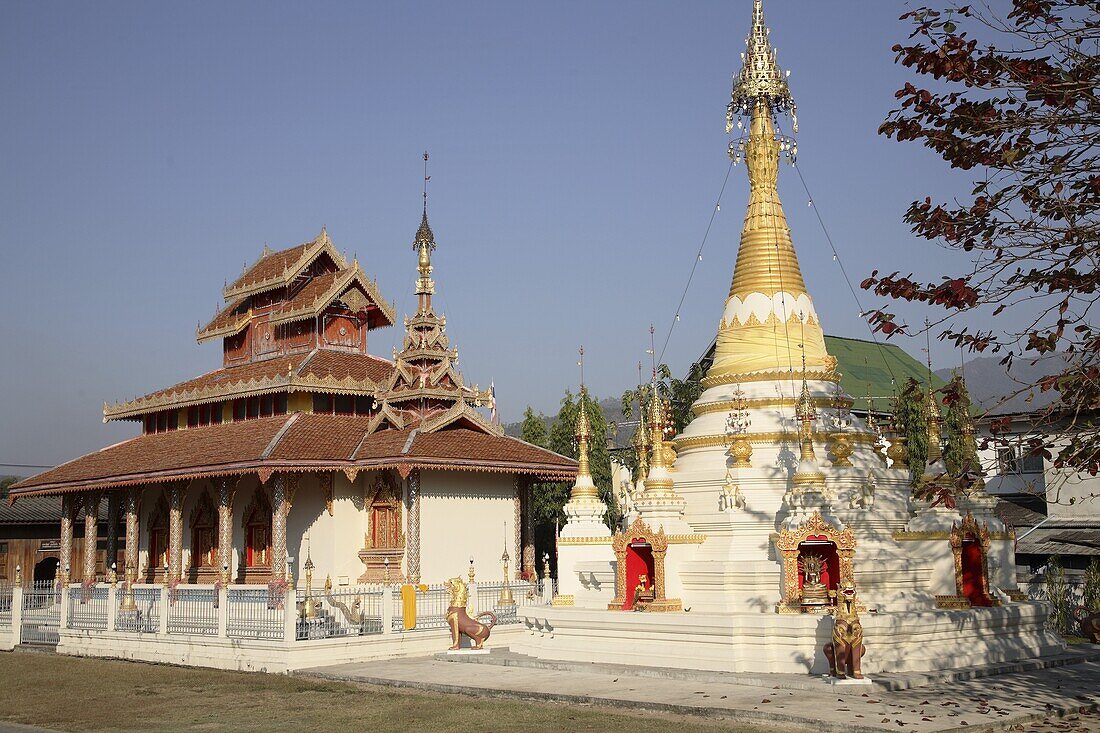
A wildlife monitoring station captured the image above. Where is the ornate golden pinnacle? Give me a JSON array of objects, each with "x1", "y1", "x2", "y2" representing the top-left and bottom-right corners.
[
  {"x1": 727, "y1": 0, "x2": 797, "y2": 134},
  {"x1": 575, "y1": 387, "x2": 593, "y2": 478}
]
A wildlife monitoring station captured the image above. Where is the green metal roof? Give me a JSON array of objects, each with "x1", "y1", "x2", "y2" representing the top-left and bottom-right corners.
[{"x1": 824, "y1": 335, "x2": 944, "y2": 413}]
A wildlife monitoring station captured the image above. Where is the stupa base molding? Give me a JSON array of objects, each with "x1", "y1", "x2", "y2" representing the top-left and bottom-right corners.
[{"x1": 515, "y1": 602, "x2": 1065, "y2": 675}]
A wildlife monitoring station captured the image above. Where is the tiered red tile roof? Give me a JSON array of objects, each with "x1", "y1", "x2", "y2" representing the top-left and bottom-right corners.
[
  {"x1": 10, "y1": 416, "x2": 575, "y2": 496},
  {"x1": 11, "y1": 217, "x2": 577, "y2": 501}
]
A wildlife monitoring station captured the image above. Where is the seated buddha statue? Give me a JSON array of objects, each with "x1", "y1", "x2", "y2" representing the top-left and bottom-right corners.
[{"x1": 800, "y1": 553, "x2": 829, "y2": 606}]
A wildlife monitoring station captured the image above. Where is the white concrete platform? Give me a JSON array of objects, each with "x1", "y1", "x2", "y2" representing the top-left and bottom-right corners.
[{"x1": 514, "y1": 602, "x2": 1066, "y2": 675}]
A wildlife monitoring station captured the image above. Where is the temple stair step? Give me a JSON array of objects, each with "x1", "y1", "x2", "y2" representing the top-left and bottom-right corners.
[{"x1": 438, "y1": 645, "x2": 1100, "y2": 692}]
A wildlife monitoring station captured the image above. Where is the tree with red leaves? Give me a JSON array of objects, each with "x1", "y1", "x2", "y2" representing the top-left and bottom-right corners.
[{"x1": 866, "y1": 1, "x2": 1099, "y2": 481}]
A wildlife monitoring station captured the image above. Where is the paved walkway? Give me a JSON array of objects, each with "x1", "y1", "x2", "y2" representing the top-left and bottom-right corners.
[{"x1": 299, "y1": 654, "x2": 1100, "y2": 733}]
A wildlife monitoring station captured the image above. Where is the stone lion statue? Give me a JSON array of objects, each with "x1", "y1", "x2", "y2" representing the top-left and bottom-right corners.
[
  {"x1": 1074, "y1": 606, "x2": 1100, "y2": 644},
  {"x1": 445, "y1": 576, "x2": 497, "y2": 650}
]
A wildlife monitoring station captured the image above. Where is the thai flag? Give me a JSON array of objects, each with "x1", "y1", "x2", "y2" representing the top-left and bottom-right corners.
[{"x1": 489, "y1": 381, "x2": 498, "y2": 424}]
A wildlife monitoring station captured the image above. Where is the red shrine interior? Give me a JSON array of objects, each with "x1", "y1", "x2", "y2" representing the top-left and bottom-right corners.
[
  {"x1": 961, "y1": 536, "x2": 992, "y2": 606},
  {"x1": 797, "y1": 539, "x2": 840, "y2": 593},
  {"x1": 623, "y1": 542, "x2": 656, "y2": 609}
]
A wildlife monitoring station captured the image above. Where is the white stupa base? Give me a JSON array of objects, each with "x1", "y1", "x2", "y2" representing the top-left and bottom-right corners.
[
  {"x1": 446, "y1": 648, "x2": 490, "y2": 656},
  {"x1": 514, "y1": 602, "x2": 1065, "y2": 675},
  {"x1": 824, "y1": 676, "x2": 873, "y2": 686}
]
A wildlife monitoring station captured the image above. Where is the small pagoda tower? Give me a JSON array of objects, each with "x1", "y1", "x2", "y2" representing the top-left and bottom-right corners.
[{"x1": 369, "y1": 199, "x2": 495, "y2": 434}]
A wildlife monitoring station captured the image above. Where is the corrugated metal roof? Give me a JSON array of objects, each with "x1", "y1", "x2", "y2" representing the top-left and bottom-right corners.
[
  {"x1": 824, "y1": 335, "x2": 947, "y2": 413},
  {"x1": 0, "y1": 495, "x2": 110, "y2": 525},
  {"x1": 696, "y1": 334, "x2": 944, "y2": 414}
]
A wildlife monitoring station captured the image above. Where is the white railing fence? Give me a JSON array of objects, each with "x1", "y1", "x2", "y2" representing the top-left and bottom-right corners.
[
  {"x1": 295, "y1": 585, "x2": 384, "y2": 640},
  {"x1": 21, "y1": 580, "x2": 60, "y2": 645},
  {"x1": 67, "y1": 584, "x2": 109, "y2": 631},
  {"x1": 226, "y1": 586, "x2": 285, "y2": 640},
  {"x1": 116, "y1": 585, "x2": 161, "y2": 633},
  {"x1": 40, "y1": 576, "x2": 554, "y2": 645},
  {"x1": 0, "y1": 583, "x2": 12, "y2": 628},
  {"x1": 167, "y1": 586, "x2": 218, "y2": 636}
]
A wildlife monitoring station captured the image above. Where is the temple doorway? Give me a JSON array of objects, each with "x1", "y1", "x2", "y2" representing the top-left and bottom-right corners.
[
  {"x1": 33, "y1": 557, "x2": 59, "y2": 584},
  {"x1": 623, "y1": 542, "x2": 655, "y2": 610}
]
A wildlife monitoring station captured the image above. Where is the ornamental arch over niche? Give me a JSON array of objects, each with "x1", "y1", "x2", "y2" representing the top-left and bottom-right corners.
[
  {"x1": 774, "y1": 512, "x2": 856, "y2": 614},
  {"x1": 241, "y1": 486, "x2": 273, "y2": 574},
  {"x1": 146, "y1": 492, "x2": 169, "y2": 581},
  {"x1": 365, "y1": 471, "x2": 404, "y2": 551},
  {"x1": 187, "y1": 486, "x2": 218, "y2": 579},
  {"x1": 951, "y1": 512, "x2": 997, "y2": 607},
  {"x1": 357, "y1": 471, "x2": 406, "y2": 583},
  {"x1": 607, "y1": 517, "x2": 682, "y2": 612}
]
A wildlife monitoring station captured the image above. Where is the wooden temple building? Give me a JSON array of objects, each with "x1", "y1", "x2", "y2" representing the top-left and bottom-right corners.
[{"x1": 8, "y1": 207, "x2": 575, "y2": 590}]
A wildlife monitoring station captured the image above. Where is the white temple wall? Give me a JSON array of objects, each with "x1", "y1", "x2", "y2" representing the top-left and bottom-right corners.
[
  {"x1": 330, "y1": 471, "x2": 370, "y2": 585},
  {"x1": 286, "y1": 473, "x2": 336, "y2": 587},
  {"x1": 231, "y1": 475, "x2": 262, "y2": 579},
  {"x1": 418, "y1": 470, "x2": 515, "y2": 584}
]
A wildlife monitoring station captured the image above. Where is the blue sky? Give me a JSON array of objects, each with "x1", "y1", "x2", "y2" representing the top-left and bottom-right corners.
[{"x1": 0, "y1": 1, "x2": 997, "y2": 470}]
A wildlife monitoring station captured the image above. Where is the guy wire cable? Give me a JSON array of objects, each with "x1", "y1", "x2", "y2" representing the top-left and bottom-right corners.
[{"x1": 657, "y1": 158, "x2": 735, "y2": 366}]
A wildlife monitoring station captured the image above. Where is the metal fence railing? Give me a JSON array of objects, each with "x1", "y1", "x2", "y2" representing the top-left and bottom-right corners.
[
  {"x1": 0, "y1": 583, "x2": 12, "y2": 628},
  {"x1": 68, "y1": 584, "x2": 110, "y2": 630},
  {"x1": 21, "y1": 581, "x2": 60, "y2": 645},
  {"x1": 474, "y1": 580, "x2": 538, "y2": 624},
  {"x1": 226, "y1": 587, "x2": 284, "y2": 640},
  {"x1": 295, "y1": 586, "x2": 384, "y2": 640},
  {"x1": 167, "y1": 586, "x2": 217, "y2": 636},
  {"x1": 410, "y1": 583, "x2": 450, "y2": 630},
  {"x1": 115, "y1": 585, "x2": 161, "y2": 633}
]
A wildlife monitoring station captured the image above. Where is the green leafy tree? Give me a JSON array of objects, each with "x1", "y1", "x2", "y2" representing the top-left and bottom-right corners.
[
  {"x1": 532, "y1": 390, "x2": 620, "y2": 576},
  {"x1": 866, "y1": 1, "x2": 1100, "y2": 477},
  {"x1": 942, "y1": 371, "x2": 972, "y2": 477},
  {"x1": 619, "y1": 362, "x2": 705, "y2": 481},
  {"x1": 1083, "y1": 558, "x2": 1100, "y2": 614},
  {"x1": 520, "y1": 407, "x2": 548, "y2": 448},
  {"x1": 1044, "y1": 555, "x2": 1072, "y2": 636},
  {"x1": 895, "y1": 378, "x2": 929, "y2": 486}
]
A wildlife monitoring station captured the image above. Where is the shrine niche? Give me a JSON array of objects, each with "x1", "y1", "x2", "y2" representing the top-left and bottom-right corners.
[
  {"x1": 187, "y1": 487, "x2": 218, "y2": 582},
  {"x1": 775, "y1": 512, "x2": 856, "y2": 614},
  {"x1": 239, "y1": 487, "x2": 272, "y2": 583},
  {"x1": 608, "y1": 517, "x2": 682, "y2": 612},
  {"x1": 357, "y1": 472, "x2": 405, "y2": 583},
  {"x1": 146, "y1": 493, "x2": 169, "y2": 582},
  {"x1": 951, "y1": 512, "x2": 997, "y2": 608}
]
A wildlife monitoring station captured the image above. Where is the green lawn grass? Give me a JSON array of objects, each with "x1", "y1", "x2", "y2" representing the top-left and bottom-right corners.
[{"x1": 0, "y1": 652, "x2": 780, "y2": 733}]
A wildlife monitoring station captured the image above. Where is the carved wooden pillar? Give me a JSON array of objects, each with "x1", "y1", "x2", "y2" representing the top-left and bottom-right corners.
[
  {"x1": 405, "y1": 470, "x2": 421, "y2": 584},
  {"x1": 270, "y1": 474, "x2": 289, "y2": 582},
  {"x1": 123, "y1": 487, "x2": 140, "y2": 582},
  {"x1": 522, "y1": 477, "x2": 535, "y2": 578},
  {"x1": 59, "y1": 494, "x2": 76, "y2": 585},
  {"x1": 168, "y1": 483, "x2": 184, "y2": 584},
  {"x1": 513, "y1": 476, "x2": 523, "y2": 579},
  {"x1": 216, "y1": 477, "x2": 236, "y2": 584},
  {"x1": 105, "y1": 492, "x2": 120, "y2": 574},
  {"x1": 83, "y1": 492, "x2": 101, "y2": 583}
]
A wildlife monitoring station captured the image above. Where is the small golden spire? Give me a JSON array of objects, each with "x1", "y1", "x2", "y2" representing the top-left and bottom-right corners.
[
  {"x1": 646, "y1": 385, "x2": 668, "y2": 472},
  {"x1": 414, "y1": 152, "x2": 436, "y2": 308},
  {"x1": 575, "y1": 386, "x2": 592, "y2": 480}
]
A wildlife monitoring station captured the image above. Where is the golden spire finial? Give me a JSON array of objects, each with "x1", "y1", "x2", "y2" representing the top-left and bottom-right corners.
[
  {"x1": 727, "y1": 0, "x2": 797, "y2": 134},
  {"x1": 575, "y1": 386, "x2": 592, "y2": 478},
  {"x1": 647, "y1": 384, "x2": 668, "y2": 471},
  {"x1": 414, "y1": 152, "x2": 436, "y2": 307}
]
